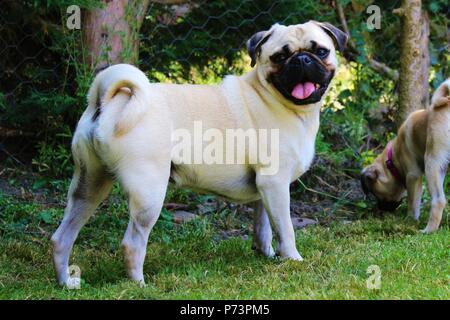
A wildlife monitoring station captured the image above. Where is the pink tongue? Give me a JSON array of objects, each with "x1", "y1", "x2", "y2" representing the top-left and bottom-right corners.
[{"x1": 291, "y1": 82, "x2": 316, "y2": 100}]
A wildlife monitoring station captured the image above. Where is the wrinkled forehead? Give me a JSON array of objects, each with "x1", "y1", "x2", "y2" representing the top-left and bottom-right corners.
[{"x1": 263, "y1": 22, "x2": 334, "y2": 53}]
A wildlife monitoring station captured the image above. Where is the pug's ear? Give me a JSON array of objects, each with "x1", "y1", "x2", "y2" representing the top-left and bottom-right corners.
[
  {"x1": 311, "y1": 21, "x2": 348, "y2": 53},
  {"x1": 247, "y1": 30, "x2": 272, "y2": 67},
  {"x1": 360, "y1": 167, "x2": 379, "y2": 195}
]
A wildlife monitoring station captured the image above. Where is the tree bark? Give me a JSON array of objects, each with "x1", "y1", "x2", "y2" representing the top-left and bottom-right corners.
[
  {"x1": 419, "y1": 10, "x2": 430, "y2": 107},
  {"x1": 393, "y1": 0, "x2": 430, "y2": 126},
  {"x1": 83, "y1": 0, "x2": 150, "y2": 70}
]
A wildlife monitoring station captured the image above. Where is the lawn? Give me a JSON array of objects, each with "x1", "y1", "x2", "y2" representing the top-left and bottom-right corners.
[{"x1": 0, "y1": 182, "x2": 448, "y2": 300}]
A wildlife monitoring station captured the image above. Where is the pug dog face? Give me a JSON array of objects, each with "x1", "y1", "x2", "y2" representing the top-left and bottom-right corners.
[
  {"x1": 361, "y1": 160, "x2": 406, "y2": 211},
  {"x1": 247, "y1": 21, "x2": 348, "y2": 106}
]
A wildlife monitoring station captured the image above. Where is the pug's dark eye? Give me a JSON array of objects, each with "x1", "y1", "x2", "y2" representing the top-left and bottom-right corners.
[
  {"x1": 271, "y1": 52, "x2": 288, "y2": 64},
  {"x1": 316, "y1": 48, "x2": 329, "y2": 58}
]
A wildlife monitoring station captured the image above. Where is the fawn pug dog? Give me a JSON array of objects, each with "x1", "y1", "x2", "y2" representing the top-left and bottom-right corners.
[
  {"x1": 361, "y1": 79, "x2": 450, "y2": 233},
  {"x1": 51, "y1": 21, "x2": 347, "y2": 286}
]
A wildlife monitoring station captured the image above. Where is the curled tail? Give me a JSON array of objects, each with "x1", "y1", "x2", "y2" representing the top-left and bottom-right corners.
[
  {"x1": 430, "y1": 78, "x2": 450, "y2": 110},
  {"x1": 87, "y1": 64, "x2": 151, "y2": 136}
]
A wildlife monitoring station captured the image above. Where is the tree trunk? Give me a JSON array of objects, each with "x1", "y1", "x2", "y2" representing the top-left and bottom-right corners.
[
  {"x1": 393, "y1": 0, "x2": 430, "y2": 126},
  {"x1": 419, "y1": 10, "x2": 430, "y2": 107},
  {"x1": 83, "y1": 0, "x2": 150, "y2": 70}
]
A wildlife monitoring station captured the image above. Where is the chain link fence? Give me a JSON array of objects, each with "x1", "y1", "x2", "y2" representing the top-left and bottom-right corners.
[
  {"x1": 139, "y1": 0, "x2": 338, "y2": 82},
  {"x1": 0, "y1": 1, "x2": 395, "y2": 111}
]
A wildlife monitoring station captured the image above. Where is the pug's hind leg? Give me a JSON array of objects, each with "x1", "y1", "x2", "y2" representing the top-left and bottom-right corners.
[
  {"x1": 51, "y1": 159, "x2": 113, "y2": 287},
  {"x1": 423, "y1": 159, "x2": 447, "y2": 233},
  {"x1": 119, "y1": 162, "x2": 170, "y2": 285},
  {"x1": 252, "y1": 200, "x2": 275, "y2": 258},
  {"x1": 406, "y1": 174, "x2": 423, "y2": 220}
]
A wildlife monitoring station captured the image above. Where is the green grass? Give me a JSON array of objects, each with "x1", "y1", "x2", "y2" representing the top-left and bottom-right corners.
[{"x1": 0, "y1": 190, "x2": 448, "y2": 300}]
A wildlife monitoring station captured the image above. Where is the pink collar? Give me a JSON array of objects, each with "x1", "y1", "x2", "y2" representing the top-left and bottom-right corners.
[{"x1": 385, "y1": 143, "x2": 405, "y2": 186}]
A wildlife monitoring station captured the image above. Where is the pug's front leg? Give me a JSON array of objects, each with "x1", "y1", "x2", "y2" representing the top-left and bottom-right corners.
[
  {"x1": 252, "y1": 200, "x2": 275, "y2": 258},
  {"x1": 406, "y1": 174, "x2": 423, "y2": 220},
  {"x1": 256, "y1": 175, "x2": 303, "y2": 261}
]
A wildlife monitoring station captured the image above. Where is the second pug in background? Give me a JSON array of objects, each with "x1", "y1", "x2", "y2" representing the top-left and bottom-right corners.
[
  {"x1": 361, "y1": 79, "x2": 450, "y2": 233},
  {"x1": 51, "y1": 21, "x2": 348, "y2": 286}
]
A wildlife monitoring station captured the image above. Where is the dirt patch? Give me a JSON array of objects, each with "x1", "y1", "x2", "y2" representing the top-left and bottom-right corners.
[{"x1": 0, "y1": 165, "x2": 60, "y2": 205}]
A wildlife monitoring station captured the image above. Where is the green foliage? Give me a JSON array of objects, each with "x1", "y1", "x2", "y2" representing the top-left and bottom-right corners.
[{"x1": 32, "y1": 139, "x2": 72, "y2": 177}]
